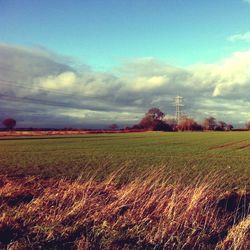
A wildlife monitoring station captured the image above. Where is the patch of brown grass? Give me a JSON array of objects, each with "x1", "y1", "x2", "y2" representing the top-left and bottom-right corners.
[{"x1": 0, "y1": 171, "x2": 249, "y2": 249}]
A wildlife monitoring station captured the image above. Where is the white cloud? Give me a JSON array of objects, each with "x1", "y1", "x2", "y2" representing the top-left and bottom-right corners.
[
  {"x1": 39, "y1": 71, "x2": 76, "y2": 89},
  {"x1": 130, "y1": 76, "x2": 168, "y2": 91},
  {"x1": 208, "y1": 51, "x2": 250, "y2": 96},
  {"x1": 187, "y1": 51, "x2": 250, "y2": 97},
  {"x1": 228, "y1": 31, "x2": 250, "y2": 42},
  {"x1": 1, "y1": 43, "x2": 250, "y2": 127}
]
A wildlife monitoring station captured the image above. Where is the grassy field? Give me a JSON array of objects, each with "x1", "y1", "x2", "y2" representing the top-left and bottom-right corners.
[
  {"x1": 0, "y1": 131, "x2": 249, "y2": 188},
  {"x1": 0, "y1": 131, "x2": 250, "y2": 249}
]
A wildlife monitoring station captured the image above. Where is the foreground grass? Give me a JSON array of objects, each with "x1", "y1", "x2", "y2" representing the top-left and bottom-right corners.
[{"x1": 0, "y1": 170, "x2": 249, "y2": 249}]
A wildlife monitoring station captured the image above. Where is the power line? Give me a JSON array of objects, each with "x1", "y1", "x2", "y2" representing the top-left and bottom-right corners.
[
  {"x1": 0, "y1": 75, "x2": 119, "y2": 112},
  {"x1": 0, "y1": 107, "x2": 40, "y2": 114},
  {"x1": 0, "y1": 110, "x2": 46, "y2": 117},
  {"x1": 0, "y1": 65, "x2": 74, "y2": 76},
  {"x1": 0, "y1": 93, "x2": 112, "y2": 112},
  {"x1": 0, "y1": 64, "x2": 98, "y2": 99}
]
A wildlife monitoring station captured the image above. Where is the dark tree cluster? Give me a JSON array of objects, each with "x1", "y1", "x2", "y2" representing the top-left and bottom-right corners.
[
  {"x1": 138, "y1": 108, "x2": 172, "y2": 131},
  {"x1": 202, "y1": 117, "x2": 233, "y2": 131},
  {"x1": 127, "y1": 108, "x2": 175, "y2": 132},
  {"x1": 130, "y1": 109, "x2": 234, "y2": 132}
]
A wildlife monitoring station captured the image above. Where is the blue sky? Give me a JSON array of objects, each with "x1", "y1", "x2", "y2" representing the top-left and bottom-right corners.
[
  {"x1": 1, "y1": 0, "x2": 250, "y2": 128},
  {"x1": 1, "y1": 0, "x2": 250, "y2": 69}
]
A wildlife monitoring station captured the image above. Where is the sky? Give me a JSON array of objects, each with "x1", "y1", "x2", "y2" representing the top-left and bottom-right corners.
[{"x1": 0, "y1": 0, "x2": 250, "y2": 128}]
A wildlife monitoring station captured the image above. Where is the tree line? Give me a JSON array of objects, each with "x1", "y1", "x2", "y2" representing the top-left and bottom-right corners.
[
  {"x1": 1, "y1": 109, "x2": 250, "y2": 131},
  {"x1": 126, "y1": 108, "x2": 245, "y2": 132}
]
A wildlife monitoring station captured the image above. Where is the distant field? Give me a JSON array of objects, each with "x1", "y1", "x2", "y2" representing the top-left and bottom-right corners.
[{"x1": 0, "y1": 132, "x2": 249, "y2": 188}]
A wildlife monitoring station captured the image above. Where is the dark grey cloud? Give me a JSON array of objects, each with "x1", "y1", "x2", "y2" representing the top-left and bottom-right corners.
[
  {"x1": 0, "y1": 43, "x2": 250, "y2": 128},
  {"x1": 0, "y1": 43, "x2": 73, "y2": 82}
]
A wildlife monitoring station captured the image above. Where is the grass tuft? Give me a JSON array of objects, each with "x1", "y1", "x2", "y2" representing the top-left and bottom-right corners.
[{"x1": 0, "y1": 171, "x2": 249, "y2": 249}]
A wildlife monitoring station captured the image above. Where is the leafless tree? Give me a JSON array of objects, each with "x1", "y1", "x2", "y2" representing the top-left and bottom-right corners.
[{"x1": 2, "y1": 118, "x2": 16, "y2": 130}]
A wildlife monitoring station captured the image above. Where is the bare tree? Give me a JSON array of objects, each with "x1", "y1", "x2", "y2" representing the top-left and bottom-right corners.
[
  {"x1": 203, "y1": 117, "x2": 217, "y2": 131},
  {"x1": 109, "y1": 124, "x2": 118, "y2": 130},
  {"x1": 2, "y1": 118, "x2": 16, "y2": 130},
  {"x1": 246, "y1": 121, "x2": 250, "y2": 130},
  {"x1": 177, "y1": 117, "x2": 203, "y2": 131},
  {"x1": 226, "y1": 124, "x2": 233, "y2": 131},
  {"x1": 164, "y1": 118, "x2": 178, "y2": 131},
  {"x1": 214, "y1": 121, "x2": 228, "y2": 131}
]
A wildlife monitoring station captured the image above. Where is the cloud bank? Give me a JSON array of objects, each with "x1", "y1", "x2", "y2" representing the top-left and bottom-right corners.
[{"x1": 0, "y1": 43, "x2": 250, "y2": 128}]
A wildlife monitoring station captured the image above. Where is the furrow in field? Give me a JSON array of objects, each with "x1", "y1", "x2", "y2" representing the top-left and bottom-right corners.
[
  {"x1": 237, "y1": 144, "x2": 250, "y2": 151},
  {"x1": 209, "y1": 139, "x2": 250, "y2": 150}
]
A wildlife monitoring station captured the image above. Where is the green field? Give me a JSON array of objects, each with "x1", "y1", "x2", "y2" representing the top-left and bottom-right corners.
[{"x1": 0, "y1": 132, "x2": 249, "y2": 188}]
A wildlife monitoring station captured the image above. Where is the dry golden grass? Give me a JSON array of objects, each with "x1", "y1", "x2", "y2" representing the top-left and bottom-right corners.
[
  {"x1": 0, "y1": 131, "x2": 89, "y2": 137},
  {"x1": 0, "y1": 170, "x2": 249, "y2": 249},
  {"x1": 217, "y1": 215, "x2": 250, "y2": 250}
]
